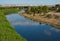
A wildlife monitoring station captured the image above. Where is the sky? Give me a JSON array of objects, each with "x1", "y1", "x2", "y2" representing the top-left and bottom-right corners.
[{"x1": 0, "y1": 0, "x2": 60, "y2": 5}]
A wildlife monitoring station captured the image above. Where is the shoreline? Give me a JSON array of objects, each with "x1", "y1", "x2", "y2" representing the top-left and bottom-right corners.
[{"x1": 20, "y1": 13, "x2": 60, "y2": 28}]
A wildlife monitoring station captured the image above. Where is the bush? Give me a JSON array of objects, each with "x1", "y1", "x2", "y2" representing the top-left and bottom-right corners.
[
  {"x1": 46, "y1": 14, "x2": 52, "y2": 18},
  {"x1": 56, "y1": 7, "x2": 60, "y2": 12}
]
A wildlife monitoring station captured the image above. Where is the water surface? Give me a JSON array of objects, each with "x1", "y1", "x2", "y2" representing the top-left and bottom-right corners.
[{"x1": 6, "y1": 13, "x2": 60, "y2": 41}]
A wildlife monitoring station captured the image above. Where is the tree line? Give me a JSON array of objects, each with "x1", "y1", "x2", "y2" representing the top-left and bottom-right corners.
[{"x1": 24, "y1": 4, "x2": 60, "y2": 19}]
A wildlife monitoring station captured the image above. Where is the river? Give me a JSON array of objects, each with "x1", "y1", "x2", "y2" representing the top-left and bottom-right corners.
[{"x1": 6, "y1": 13, "x2": 60, "y2": 41}]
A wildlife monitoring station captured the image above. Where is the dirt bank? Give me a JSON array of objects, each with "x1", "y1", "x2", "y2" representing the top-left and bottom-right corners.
[{"x1": 20, "y1": 13, "x2": 60, "y2": 28}]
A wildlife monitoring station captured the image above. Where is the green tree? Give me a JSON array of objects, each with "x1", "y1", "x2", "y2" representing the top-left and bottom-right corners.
[
  {"x1": 42, "y1": 6, "x2": 49, "y2": 15},
  {"x1": 30, "y1": 7, "x2": 36, "y2": 16},
  {"x1": 56, "y1": 7, "x2": 60, "y2": 12},
  {"x1": 38, "y1": 6, "x2": 42, "y2": 14}
]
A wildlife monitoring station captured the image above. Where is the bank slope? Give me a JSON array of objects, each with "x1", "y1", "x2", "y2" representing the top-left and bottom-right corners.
[{"x1": 0, "y1": 9, "x2": 26, "y2": 41}]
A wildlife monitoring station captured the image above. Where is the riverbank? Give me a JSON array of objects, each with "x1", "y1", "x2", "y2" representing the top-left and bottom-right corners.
[
  {"x1": 0, "y1": 8, "x2": 26, "y2": 41},
  {"x1": 20, "y1": 13, "x2": 60, "y2": 28}
]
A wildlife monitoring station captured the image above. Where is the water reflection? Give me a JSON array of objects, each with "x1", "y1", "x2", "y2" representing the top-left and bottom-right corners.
[
  {"x1": 6, "y1": 13, "x2": 60, "y2": 41},
  {"x1": 44, "y1": 30, "x2": 51, "y2": 36},
  {"x1": 12, "y1": 21, "x2": 40, "y2": 26}
]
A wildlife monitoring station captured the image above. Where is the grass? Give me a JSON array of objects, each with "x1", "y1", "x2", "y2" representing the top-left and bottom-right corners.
[{"x1": 0, "y1": 8, "x2": 27, "y2": 41}]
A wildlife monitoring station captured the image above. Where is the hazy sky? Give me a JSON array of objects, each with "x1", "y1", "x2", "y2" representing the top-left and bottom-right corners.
[{"x1": 0, "y1": 0, "x2": 60, "y2": 5}]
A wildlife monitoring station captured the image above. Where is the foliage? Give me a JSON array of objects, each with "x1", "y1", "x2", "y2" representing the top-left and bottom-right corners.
[
  {"x1": 46, "y1": 14, "x2": 52, "y2": 18},
  {"x1": 25, "y1": 6, "x2": 50, "y2": 16},
  {"x1": 56, "y1": 7, "x2": 60, "y2": 12},
  {"x1": 38, "y1": 6, "x2": 42, "y2": 14},
  {"x1": 42, "y1": 6, "x2": 49, "y2": 15}
]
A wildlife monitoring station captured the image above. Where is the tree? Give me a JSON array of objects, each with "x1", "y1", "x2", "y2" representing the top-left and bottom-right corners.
[
  {"x1": 42, "y1": 6, "x2": 49, "y2": 15},
  {"x1": 55, "y1": 4, "x2": 60, "y2": 12},
  {"x1": 56, "y1": 7, "x2": 60, "y2": 12},
  {"x1": 30, "y1": 7, "x2": 36, "y2": 16},
  {"x1": 38, "y1": 6, "x2": 42, "y2": 14}
]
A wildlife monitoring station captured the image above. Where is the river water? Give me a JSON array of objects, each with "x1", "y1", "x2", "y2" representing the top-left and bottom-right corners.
[{"x1": 6, "y1": 13, "x2": 60, "y2": 41}]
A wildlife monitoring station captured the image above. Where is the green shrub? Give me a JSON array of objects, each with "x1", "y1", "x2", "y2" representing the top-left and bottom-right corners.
[{"x1": 46, "y1": 14, "x2": 52, "y2": 18}]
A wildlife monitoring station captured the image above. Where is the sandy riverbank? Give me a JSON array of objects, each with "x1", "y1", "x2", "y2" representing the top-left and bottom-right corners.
[{"x1": 20, "y1": 13, "x2": 60, "y2": 28}]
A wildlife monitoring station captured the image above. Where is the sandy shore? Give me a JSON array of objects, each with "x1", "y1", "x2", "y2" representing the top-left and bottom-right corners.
[{"x1": 19, "y1": 13, "x2": 60, "y2": 28}]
